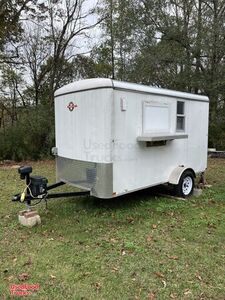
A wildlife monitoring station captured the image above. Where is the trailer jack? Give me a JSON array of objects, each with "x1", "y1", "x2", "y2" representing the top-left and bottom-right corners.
[{"x1": 12, "y1": 165, "x2": 90, "y2": 208}]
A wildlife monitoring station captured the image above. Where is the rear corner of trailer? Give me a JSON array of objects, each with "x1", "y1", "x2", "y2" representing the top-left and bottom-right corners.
[{"x1": 186, "y1": 94, "x2": 209, "y2": 174}]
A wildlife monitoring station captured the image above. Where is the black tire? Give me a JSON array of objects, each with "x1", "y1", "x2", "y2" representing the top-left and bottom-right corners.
[{"x1": 174, "y1": 170, "x2": 195, "y2": 198}]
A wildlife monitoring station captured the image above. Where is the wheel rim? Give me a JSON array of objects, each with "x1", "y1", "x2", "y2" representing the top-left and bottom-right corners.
[{"x1": 182, "y1": 176, "x2": 193, "y2": 196}]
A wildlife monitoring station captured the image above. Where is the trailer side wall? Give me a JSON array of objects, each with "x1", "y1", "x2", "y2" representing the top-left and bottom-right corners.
[{"x1": 112, "y1": 89, "x2": 208, "y2": 196}]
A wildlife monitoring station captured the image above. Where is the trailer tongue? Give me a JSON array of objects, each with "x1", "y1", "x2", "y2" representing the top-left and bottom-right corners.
[{"x1": 12, "y1": 165, "x2": 90, "y2": 207}]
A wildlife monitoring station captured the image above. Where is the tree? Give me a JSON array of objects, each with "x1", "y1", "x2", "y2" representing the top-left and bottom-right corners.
[
  {"x1": 0, "y1": 0, "x2": 36, "y2": 63},
  {"x1": 44, "y1": 0, "x2": 102, "y2": 105},
  {"x1": 0, "y1": 65, "x2": 25, "y2": 126},
  {"x1": 23, "y1": 27, "x2": 51, "y2": 106},
  {"x1": 97, "y1": 0, "x2": 225, "y2": 149},
  {"x1": 97, "y1": 0, "x2": 140, "y2": 80}
]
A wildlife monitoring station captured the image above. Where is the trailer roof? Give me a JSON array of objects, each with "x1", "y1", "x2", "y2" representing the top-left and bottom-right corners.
[{"x1": 55, "y1": 78, "x2": 209, "y2": 102}]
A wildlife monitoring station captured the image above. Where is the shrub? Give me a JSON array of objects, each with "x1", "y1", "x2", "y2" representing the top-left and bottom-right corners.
[{"x1": 0, "y1": 105, "x2": 55, "y2": 161}]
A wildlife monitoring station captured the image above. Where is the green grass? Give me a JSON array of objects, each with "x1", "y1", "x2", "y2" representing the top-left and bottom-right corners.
[{"x1": 0, "y1": 159, "x2": 225, "y2": 299}]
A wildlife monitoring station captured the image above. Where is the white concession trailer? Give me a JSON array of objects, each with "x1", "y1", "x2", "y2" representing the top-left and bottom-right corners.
[{"x1": 54, "y1": 78, "x2": 209, "y2": 199}]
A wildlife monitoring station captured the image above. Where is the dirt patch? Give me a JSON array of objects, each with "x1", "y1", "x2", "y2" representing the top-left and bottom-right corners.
[
  {"x1": 0, "y1": 165, "x2": 21, "y2": 170},
  {"x1": 0, "y1": 159, "x2": 54, "y2": 169}
]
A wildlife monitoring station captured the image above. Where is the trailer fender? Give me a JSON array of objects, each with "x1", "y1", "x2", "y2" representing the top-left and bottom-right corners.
[{"x1": 168, "y1": 166, "x2": 196, "y2": 185}]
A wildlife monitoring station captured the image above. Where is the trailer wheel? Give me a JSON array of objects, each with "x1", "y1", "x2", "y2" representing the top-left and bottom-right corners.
[{"x1": 174, "y1": 170, "x2": 194, "y2": 198}]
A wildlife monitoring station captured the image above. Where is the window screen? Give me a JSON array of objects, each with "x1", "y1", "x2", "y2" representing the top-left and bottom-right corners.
[
  {"x1": 177, "y1": 101, "x2": 184, "y2": 114},
  {"x1": 176, "y1": 101, "x2": 185, "y2": 131}
]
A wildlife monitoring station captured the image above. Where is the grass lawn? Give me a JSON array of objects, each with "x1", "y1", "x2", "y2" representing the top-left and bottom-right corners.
[{"x1": 0, "y1": 158, "x2": 225, "y2": 299}]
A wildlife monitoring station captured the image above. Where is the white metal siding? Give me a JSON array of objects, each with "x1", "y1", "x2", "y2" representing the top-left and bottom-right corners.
[
  {"x1": 112, "y1": 90, "x2": 207, "y2": 195},
  {"x1": 186, "y1": 101, "x2": 209, "y2": 172},
  {"x1": 55, "y1": 88, "x2": 113, "y2": 163}
]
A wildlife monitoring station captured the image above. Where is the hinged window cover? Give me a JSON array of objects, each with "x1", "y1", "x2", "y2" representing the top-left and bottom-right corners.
[{"x1": 142, "y1": 101, "x2": 171, "y2": 134}]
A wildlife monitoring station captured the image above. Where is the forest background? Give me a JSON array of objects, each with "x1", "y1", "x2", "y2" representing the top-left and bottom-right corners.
[{"x1": 0, "y1": 0, "x2": 224, "y2": 160}]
